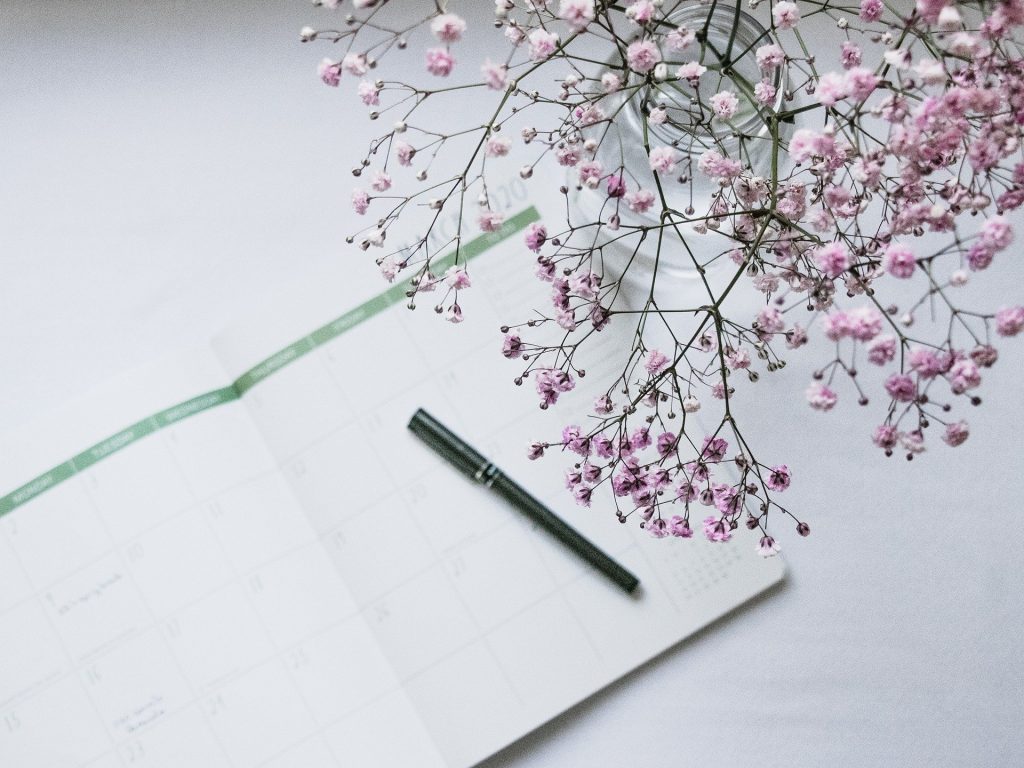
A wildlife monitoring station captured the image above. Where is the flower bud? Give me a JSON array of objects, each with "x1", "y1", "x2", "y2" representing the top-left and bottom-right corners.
[{"x1": 937, "y1": 5, "x2": 962, "y2": 30}]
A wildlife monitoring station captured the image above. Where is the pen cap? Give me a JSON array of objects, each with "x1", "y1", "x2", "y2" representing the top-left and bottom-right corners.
[{"x1": 407, "y1": 408, "x2": 490, "y2": 482}]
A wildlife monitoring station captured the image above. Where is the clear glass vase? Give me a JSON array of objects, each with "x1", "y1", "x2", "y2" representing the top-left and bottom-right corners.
[{"x1": 568, "y1": 3, "x2": 788, "y2": 310}]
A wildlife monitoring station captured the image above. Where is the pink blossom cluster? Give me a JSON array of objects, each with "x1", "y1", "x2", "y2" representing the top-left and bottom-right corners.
[{"x1": 307, "y1": 0, "x2": 1024, "y2": 553}]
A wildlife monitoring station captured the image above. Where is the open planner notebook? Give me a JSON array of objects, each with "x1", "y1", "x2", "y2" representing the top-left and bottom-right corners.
[{"x1": 0, "y1": 208, "x2": 783, "y2": 768}]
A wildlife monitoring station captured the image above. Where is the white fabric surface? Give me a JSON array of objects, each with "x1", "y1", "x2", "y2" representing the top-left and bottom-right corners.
[{"x1": 2, "y1": 2, "x2": 1022, "y2": 766}]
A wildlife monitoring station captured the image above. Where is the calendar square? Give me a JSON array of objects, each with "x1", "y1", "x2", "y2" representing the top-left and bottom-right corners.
[
  {"x1": 4, "y1": 481, "x2": 112, "y2": 589},
  {"x1": 126, "y1": 506, "x2": 234, "y2": 618},
  {"x1": 163, "y1": 583, "x2": 274, "y2": 691},
  {"x1": 44, "y1": 555, "x2": 149, "y2": 663}
]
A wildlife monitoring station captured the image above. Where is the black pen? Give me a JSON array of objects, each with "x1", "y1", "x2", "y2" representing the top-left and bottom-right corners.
[{"x1": 407, "y1": 408, "x2": 640, "y2": 596}]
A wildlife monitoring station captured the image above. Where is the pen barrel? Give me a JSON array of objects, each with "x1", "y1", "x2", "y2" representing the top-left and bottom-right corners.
[
  {"x1": 408, "y1": 408, "x2": 639, "y2": 596},
  {"x1": 488, "y1": 473, "x2": 640, "y2": 595},
  {"x1": 408, "y1": 409, "x2": 490, "y2": 482}
]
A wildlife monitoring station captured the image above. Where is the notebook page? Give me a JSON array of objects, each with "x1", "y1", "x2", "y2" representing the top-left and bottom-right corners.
[
  {"x1": 0, "y1": 347, "x2": 444, "y2": 768},
  {"x1": 211, "y1": 210, "x2": 786, "y2": 767}
]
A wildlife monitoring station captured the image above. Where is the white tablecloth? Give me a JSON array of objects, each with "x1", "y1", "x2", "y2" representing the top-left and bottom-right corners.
[{"x1": 3, "y1": 2, "x2": 1022, "y2": 765}]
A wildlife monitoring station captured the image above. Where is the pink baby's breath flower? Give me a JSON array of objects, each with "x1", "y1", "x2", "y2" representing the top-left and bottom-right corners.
[
  {"x1": 535, "y1": 368, "x2": 575, "y2": 407},
  {"x1": 351, "y1": 188, "x2": 370, "y2": 215},
  {"x1": 980, "y1": 215, "x2": 1013, "y2": 250},
  {"x1": 676, "y1": 481, "x2": 697, "y2": 503},
  {"x1": 758, "y1": 536, "x2": 781, "y2": 557},
  {"x1": 502, "y1": 333, "x2": 523, "y2": 359},
  {"x1": 937, "y1": 5, "x2": 963, "y2": 30},
  {"x1": 667, "y1": 26, "x2": 695, "y2": 51},
  {"x1": 845, "y1": 67, "x2": 879, "y2": 101},
  {"x1": 821, "y1": 312, "x2": 851, "y2": 342},
  {"x1": 486, "y1": 136, "x2": 512, "y2": 157},
  {"x1": 884, "y1": 373, "x2": 917, "y2": 402},
  {"x1": 847, "y1": 307, "x2": 883, "y2": 341},
  {"x1": 815, "y1": 72, "x2": 847, "y2": 107},
  {"x1": 341, "y1": 53, "x2": 367, "y2": 76},
  {"x1": 698, "y1": 150, "x2": 742, "y2": 179},
  {"x1": 901, "y1": 431, "x2": 926, "y2": 454},
  {"x1": 317, "y1": 58, "x2": 341, "y2": 86},
  {"x1": 626, "y1": 39, "x2": 661, "y2": 73},
  {"x1": 625, "y1": 0, "x2": 655, "y2": 25},
  {"x1": 942, "y1": 421, "x2": 970, "y2": 447},
  {"x1": 949, "y1": 359, "x2": 982, "y2": 394},
  {"x1": 645, "y1": 349, "x2": 669, "y2": 375},
  {"x1": 813, "y1": 241, "x2": 850, "y2": 278},
  {"x1": 709, "y1": 90, "x2": 740, "y2": 119},
  {"x1": 772, "y1": 1, "x2": 801, "y2": 29},
  {"x1": 505, "y1": 25, "x2": 526, "y2": 47},
  {"x1": 558, "y1": 0, "x2": 595, "y2": 31},
  {"x1": 573, "y1": 485, "x2": 593, "y2": 507},
  {"x1": 756, "y1": 44, "x2": 785, "y2": 71},
  {"x1": 701, "y1": 435, "x2": 729, "y2": 462},
  {"x1": 916, "y1": 0, "x2": 947, "y2": 24},
  {"x1": 601, "y1": 71, "x2": 622, "y2": 92},
  {"x1": 478, "y1": 209, "x2": 505, "y2": 232},
  {"x1": 884, "y1": 243, "x2": 916, "y2": 278},
  {"x1": 996, "y1": 306, "x2": 1024, "y2": 337},
  {"x1": 967, "y1": 242, "x2": 995, "y2": 271},
  {"x1": 430, "y1": 13, "x2": 466, "y2": 43},
  {"x1": 444, "y1": 266, "x2": 471, "y2": 289},
  {"x1": 525, "y1": 222, "x2": 547, "y2": 252},
  {"x1": 556, "y1": 143, "x2": 582, "y2": 167},
  {"x1": 703, "y1": 516, "x2": 732, "y2": 543},
  {"x1": 872, "y1": 424, "x2": 899, "y2": 450},
  {"x1": 562, "y1": 425, "x2": 591, "y2": 456},
  {"x1": 726, "y1": 348, "x2": 751, "y2": 370},
  {"x1": 481, "y1": 60, "x2": 508, "y2": 90},
  {"x1": 868, "y1": 336, "x2": 897, "y2": 366},
  {"x1": 358, "y1": 81, "x2": 380, "y2": 106},
  {"x1": 579, "y1": 160, "x2": 602, "y2": 187},
  {"x1": 676, "y1": 62, "x2": 707, "y2": 83},
  {"x1": 528, "y1": 29, "x2": 559, "y2": 60},
  {"x1": 626, "y1": 189, "x2": 656, "y2": 213},
  {"x1": 971, "y1": 345, "x2": 999, "y2": 368},
  {"x1": 806, "y1": 383, "x2": 838, "y2": 411},
  {"x1": 575, "y1": 103, "x2": 606, "y2": 126},
  {"x1": 841, "y1": 42, "x2": 863, "y2": 69},
  {"x1": 445, "y1": 303, "x2": 463, "y2": 323},
  {"x1": 425, "y1": 47, "x2": 455, "y2": 76},
  {"x1": 788, "y1": 129, "x2": 817, "y2": 163},
  {"x1": 371, "y1": 171, "x2": 391, "y2": 192},
  {"x1": 757, "y1": 307, "x2": 785, "y2": 334},
  {"x1": 669, "y1": 516, "x2": 693, "y2": 538},
  {"x1": 648, "y1": 146, "x2": 680, "y2": 174},
  {"x1": 656, "y1": 432, "x2": 677, "y2": 457},
  {"x1": 909, "y1": 348, "x2": 948, "y2": 379},
  {"x1": 395, "y1": 141, "x2": 416, "y2": 166},
  {"x1": 766, "y1": 465, "x2": 792, "y2": 492},
  {"x1": 860, "y1": 0, "x2": 883, "y2": 22},
  {"x1": 378, "y1": 255, "x2": 400, "y2": 282},
  {"x1": 754, "y1": 81, "x2": 777, "y2": 104}
]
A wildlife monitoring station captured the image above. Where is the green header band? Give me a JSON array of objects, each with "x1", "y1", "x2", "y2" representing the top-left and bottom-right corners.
[{"x1": 0, "y1": 207, "x2": 538, "y2": 517}]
